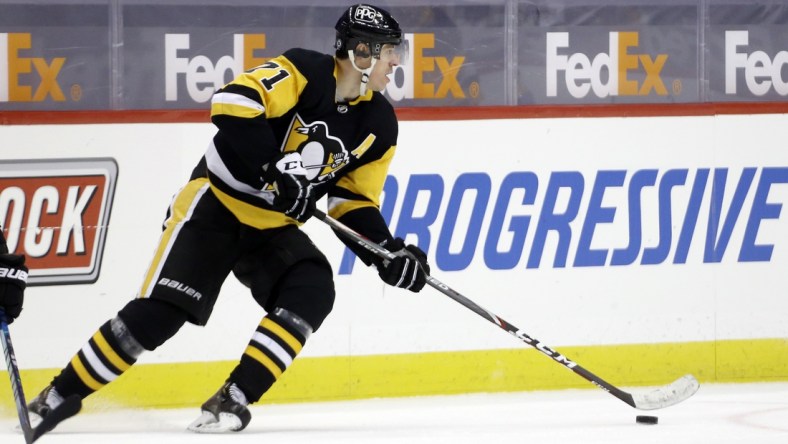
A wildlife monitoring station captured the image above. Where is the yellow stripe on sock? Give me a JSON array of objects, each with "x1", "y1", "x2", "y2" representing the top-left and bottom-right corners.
[
  {"x1": 92, "y1": 331, "x2": 132, "y2": 372},
  {"x1": 70, "y1": 355, "x2": 104, "y2": 392},
  {"x1": 261, "y1": 318, "x2": 303, "y2": 354},
  {"x1": 244, "y1": 345, "x2": 284, "y2": 379}
]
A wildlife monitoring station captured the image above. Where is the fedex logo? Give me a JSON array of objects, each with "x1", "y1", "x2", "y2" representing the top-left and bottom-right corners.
[
  {"x1": 0, "y1": 33, "x2": 66, "y2": 102},
  {"x1": 165, "y1": 33, "x2": 267, "y2": 103},
  {"x1": 725, "y1": 30, "x2": 788, "y2": 96},
  {"x1": 0, "y1": 159, "x2": 118, "y2": 285},
  {"x1": 385, "y1": 33, "x2": 467, "y2": 101},
  {"x1": 546, "y1": 32, "x2": 669, "y2": 98}
]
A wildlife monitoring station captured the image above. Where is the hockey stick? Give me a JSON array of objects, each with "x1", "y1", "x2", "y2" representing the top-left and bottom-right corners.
[
  {"x1": 314, "y1": 209, "x2": 699, "y2": 410},
  {"x1": 1, "y1": 308, "x2": 34, "y2": 444}
]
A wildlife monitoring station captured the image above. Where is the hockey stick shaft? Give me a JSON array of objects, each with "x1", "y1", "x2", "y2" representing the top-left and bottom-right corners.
[
  {"x1": 313, "y1": 209, "x2": 644, "y2": 407},
  {"x1": 1, "y1": 308, "x2": 34, "y2": 444}
]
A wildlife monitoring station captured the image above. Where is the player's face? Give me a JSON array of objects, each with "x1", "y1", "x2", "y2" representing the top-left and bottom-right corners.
[{"x1": 367, "y1": 44, "x2": 402, "y2": 92}]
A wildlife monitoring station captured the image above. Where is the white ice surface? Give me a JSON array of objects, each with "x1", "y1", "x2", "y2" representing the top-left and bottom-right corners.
[{"x1": 1, "y1": 382, "x2": 786, "y2": 443}]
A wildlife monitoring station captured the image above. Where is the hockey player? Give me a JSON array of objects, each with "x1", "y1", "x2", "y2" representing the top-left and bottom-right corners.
[
  {"x1": 0, "y1": 229, "x2": 27, "y2": 323},
  {"x1": 24, "y1": 3, "x2": 429, "y2": 437}
]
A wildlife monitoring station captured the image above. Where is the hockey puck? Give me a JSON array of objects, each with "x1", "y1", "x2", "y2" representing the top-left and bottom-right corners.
[{"x1": 635, "y1": 415, "x2": 658, "y2": 425}]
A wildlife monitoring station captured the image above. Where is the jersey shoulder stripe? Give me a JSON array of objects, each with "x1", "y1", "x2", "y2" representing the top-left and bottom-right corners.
[{"x1": 212, "y1": 54, "x2": 310, "y2": 120}]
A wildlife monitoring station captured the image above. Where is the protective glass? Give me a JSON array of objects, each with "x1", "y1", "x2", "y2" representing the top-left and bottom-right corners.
[{"x1": 377, "y1": 41, "x2": 409, "y2": 66}]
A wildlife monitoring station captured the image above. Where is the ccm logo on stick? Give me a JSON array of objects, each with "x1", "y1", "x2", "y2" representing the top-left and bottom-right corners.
[{"x1": 0, "y1": 159, "x2": 118, "y2": 285}]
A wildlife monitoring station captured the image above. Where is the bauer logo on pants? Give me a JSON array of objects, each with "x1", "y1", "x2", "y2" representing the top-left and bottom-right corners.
[{"x1": 0, "y1": 158, "x2": 118, "y2": 285}]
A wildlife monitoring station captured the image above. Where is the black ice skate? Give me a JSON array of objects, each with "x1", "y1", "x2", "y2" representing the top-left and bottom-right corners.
[
  {"x1": 26, "y1": 385, "x2": 82, "y2": 441},
  {"x1": 187, "y1": 382, "x2": 251, "y2": 433}
]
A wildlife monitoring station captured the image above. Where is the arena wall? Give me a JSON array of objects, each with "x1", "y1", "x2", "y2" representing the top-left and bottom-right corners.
[{"x1": 2, "y1": 106, "x2": 787, "y2": 411}]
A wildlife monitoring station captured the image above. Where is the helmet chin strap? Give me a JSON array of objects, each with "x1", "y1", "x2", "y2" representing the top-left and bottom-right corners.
[{"x1": 348, "y1": 50, "x2": 377, "y2": 97}]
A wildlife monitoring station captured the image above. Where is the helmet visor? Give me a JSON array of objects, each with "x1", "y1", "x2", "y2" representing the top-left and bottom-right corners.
[{"x1": 377, "y1": 40, "x2": 409, "y2": 66}]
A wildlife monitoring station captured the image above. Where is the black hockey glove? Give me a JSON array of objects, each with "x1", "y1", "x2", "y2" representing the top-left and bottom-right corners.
[
  {"x1": 263, "y1": 152, "x2": 316, "y2": 223},
  {"x1": 0, "y1": 253, "x2": 28, "y2": 324},
  {"x1": 377, "y1": 238, "x2": 430, "y2": 293}
]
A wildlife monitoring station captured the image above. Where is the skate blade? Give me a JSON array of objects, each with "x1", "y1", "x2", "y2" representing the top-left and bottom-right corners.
[{"x1": 187, "y1": 411, "x2": 243, "y2": 433}]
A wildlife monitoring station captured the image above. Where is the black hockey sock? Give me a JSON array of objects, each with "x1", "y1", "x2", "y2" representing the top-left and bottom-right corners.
[
  {"x1": 52, "y1": 317, "x2": 144, "y2": 399},
  {"x1": 229, "y1": 308, "x2": 313, "y2": 402}
]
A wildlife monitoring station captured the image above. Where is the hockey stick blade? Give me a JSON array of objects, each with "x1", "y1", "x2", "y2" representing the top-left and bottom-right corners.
[
  {"x1": 314, "y1": 209, "x2": 701, "y2": 411},
  {"x1": 630, "y1": 374, "x2": 700, "y2": 410},
  {"x1": 1, "y1": 309, "x2": 34, "y2": 444}
]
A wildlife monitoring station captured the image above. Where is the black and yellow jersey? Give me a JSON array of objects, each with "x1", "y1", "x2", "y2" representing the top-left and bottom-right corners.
[{"x1": 195, "y1": 48, "x2": 397, "y2": 246}]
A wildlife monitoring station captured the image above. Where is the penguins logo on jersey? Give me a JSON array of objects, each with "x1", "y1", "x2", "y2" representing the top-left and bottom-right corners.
[{"x1": 282, "y1": 114, "x2": 349, "y2": 182}]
